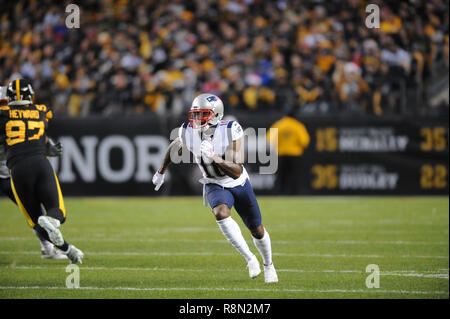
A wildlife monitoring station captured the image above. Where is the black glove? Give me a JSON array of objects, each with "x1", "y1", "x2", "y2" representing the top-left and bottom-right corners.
[{"x1": 46, "y1": 137, "x2": 63, "y2": 157}]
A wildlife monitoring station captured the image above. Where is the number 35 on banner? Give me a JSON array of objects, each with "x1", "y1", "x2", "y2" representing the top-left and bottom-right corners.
[{"x1": 420, "y1": 127, "x2": 447, "y2": 151}]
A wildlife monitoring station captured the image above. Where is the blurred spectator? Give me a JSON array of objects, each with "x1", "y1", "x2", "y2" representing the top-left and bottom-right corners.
[
  {"x1": 267, "y1": 112, "x2": 310, "y2": 195},
  {"x1": 0, "y1": 0, "x2": 448, "y2": 117}
]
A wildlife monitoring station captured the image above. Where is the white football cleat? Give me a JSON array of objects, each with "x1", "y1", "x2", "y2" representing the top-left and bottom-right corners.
[
  {"x1": 65, "y1": 245, "x2": 84, "y2": 264},
  {"x1": 264, "y1": 263, "x2": 278, "y2": 283},
  {"x1": 38, "y1": 216, "x2": 64, "y2": 246},
  {"x1": 41, "y1": 246, "x2": 68, "y2": 260},
  {"x1": 247, "y1": 255, "x2": 261, "y2": 279}
]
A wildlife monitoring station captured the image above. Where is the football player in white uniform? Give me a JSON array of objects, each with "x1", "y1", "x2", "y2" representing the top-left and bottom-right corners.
[{"x1": 152, "y1": 93, "x2": 278, "y2": 283}]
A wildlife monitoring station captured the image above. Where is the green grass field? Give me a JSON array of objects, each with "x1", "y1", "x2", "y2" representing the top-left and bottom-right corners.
[{"x1": 0, "y1": 196, "x2": 448, "y2": 299}]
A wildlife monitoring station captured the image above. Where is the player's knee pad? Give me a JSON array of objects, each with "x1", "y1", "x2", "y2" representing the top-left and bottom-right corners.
[{"x1": 46, "y1": 208, "x2": 66, "y2": 224}]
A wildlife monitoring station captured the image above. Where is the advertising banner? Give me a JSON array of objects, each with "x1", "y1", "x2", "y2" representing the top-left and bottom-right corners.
[{"x1": 42, "y1": 114, "x2": 448, "y2": 196}]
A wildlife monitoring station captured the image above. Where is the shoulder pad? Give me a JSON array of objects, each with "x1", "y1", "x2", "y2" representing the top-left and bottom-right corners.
[
  {"x1": 46, "y1": 109, "x2": 53, "y2": 121},
  {"x1": 35, "y1": 104, "x2": 47, "y2": 112}
]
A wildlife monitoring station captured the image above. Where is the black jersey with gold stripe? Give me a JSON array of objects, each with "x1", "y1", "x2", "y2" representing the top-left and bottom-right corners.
[{"x1": 0, "y1": 103, "x2": 53, "y2": 168}]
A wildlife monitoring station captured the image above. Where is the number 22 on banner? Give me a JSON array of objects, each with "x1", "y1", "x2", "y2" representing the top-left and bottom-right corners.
[{"x1": 420, "y1": 165, "x2": 447, "y2": 189}]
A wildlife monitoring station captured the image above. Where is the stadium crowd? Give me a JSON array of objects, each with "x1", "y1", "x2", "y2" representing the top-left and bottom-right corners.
[{"x1": 0, "y1": 0, "x2": 448, "y2": 117}]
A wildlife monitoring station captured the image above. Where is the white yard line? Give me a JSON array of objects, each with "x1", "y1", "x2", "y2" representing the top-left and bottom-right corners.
[
  {"x1": 3, "y1": 265, "x2": 448, "y2": 279},
  {"x1": 0, "y1": 250, "x2": 448, "y2": 259},
  {"x1": 327, "y1": 220, "x2": 446, "y2": 226},
  {"x1": 309, "y1": 230, "x2": 449, "y2": 235},
  {"x1": 0, "y1": 285, "x2": 447, "y2": 295},
  {"x1": 3, "y1": 226, "x2": 446, "y2": 236},
  {"x1": 0, "y1": 237, "x2": 448, "y2": 246},
  {"x1": 380, "y1": 272, "x2": 448, "y2": 279}
]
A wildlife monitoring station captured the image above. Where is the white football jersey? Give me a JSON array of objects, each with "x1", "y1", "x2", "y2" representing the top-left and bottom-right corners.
[{"x1": 178, "y1": 120, "x2": 249, "y2": 188}]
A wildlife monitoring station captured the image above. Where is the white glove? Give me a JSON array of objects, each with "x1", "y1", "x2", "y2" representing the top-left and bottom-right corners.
[
  {"x1": 152, "y1": 171, "x2": 165, "y2": 191},
  {"x1": 200, "y1": 139, "x2": 215, "y2": 159}
]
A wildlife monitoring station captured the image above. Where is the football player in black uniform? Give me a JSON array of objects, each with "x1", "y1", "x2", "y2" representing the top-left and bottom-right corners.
[
  {"x1": 1, "y1": 86, "x2": 66, "y2": 259},
  {"x1": 0, "y1": 79, "x2": 83, "y2": 263}
]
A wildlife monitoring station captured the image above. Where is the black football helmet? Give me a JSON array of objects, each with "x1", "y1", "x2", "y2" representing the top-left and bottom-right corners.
[{"x1": 7, "y1": 78, "x2": 35, "y2": 105}]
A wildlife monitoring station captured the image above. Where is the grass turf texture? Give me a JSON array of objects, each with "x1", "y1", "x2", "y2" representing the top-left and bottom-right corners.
[{"x1": 0, "y1": 196, "x2": 448, "y2": 299}]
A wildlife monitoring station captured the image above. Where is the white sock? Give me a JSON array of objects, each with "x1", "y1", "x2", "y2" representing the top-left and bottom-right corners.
[
  {"x1": 32, "y1": 229, "x2": 53, "y2": 252},
  {"x1": 216, "y1": 217, "x2": 254, "y2": 262},
  {"x1": 253, "y1": 229, "x2": 273, "y2": 266}
]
